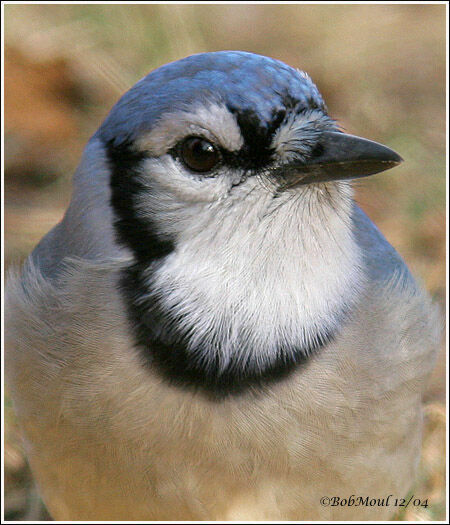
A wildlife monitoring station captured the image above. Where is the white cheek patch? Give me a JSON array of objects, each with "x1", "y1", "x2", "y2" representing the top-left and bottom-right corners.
[
  {"x1": 135, "y1": 103, "x2": 244, "y2": 155},
  {"x1": 139, "y1": 156, "x2": 231, "y2": 203},
  {"x1": 133, "y1": 156, "x2": 236, "y2": 240},
  {"x1": 146, "y1": 181, "x2": 363, "y2": 373}
]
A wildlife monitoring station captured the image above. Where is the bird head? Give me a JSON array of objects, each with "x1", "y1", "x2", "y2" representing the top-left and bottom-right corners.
[
  {"x1": 95, "y1": 51, "x2": 402, "y2": 262},
  {"x1": 70, "y1": 51, "x2": 405, "y2": 395}
]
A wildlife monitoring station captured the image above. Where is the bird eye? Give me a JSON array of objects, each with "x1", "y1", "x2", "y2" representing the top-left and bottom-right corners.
[{"x1": 179, "y1": 137, "x2": 220, "y2": 173}]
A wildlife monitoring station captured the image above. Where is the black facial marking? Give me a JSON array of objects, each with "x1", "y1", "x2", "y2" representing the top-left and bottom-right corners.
[
  {"x1": 121, "y1": 261, "x2": 337, "y2": 400},
  {"x1": 105, "y1": 94, "x2": 336, "y2": 399},
  {"x1": 226, "y1": 93, "x2": 319, "y2": 172},
  {"x1": 166, "y1": 93, "x2": 326, "y2": 176},
  {"x1": 107, "y1": 139, "x2": 174, "y2": 261},
  {"x1": 225, "y1": 106, "x2": 281, "y2": 170}
]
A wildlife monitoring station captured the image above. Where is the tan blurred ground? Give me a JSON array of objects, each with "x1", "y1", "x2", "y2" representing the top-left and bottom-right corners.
[{"x1": 3, "y1": 3, "x2": 447, "y2": 521}]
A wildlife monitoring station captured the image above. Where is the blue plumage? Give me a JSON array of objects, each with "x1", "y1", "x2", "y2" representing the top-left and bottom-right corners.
[{"x1": 97, "y1": 51, "x2": 325, "y2": 146}]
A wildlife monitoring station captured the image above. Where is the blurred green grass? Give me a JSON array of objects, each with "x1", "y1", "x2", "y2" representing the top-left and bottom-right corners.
[{"x1": 4, "y1": 3, "x2": 446, "y2": 521}]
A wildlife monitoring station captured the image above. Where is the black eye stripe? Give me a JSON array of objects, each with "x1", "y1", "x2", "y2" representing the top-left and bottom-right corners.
[
  {"x1": 168, "y1": 102, "x2": 329, "y2": 174},
  {"x1": 170, "y1": 137, "x2": 274, "y2": 174}
]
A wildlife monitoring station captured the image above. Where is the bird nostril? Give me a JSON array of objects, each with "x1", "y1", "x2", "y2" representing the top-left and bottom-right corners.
[{"x1": 309, "y1": 142, "x2": 325, "y2": 159}]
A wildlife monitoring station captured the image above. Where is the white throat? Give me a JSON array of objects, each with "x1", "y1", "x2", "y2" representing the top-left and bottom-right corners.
[{"x1": 143, "y1": 179, "x2": 363, "y2": 373}]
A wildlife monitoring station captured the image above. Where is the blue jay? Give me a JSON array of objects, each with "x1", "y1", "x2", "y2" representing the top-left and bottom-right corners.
[{"x1": 5, "y1": 51, "x2": 440, "y2": 520}]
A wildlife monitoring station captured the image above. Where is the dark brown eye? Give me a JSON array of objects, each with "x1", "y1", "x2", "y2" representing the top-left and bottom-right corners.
[{"x1": 180, "y1": 137, "x2": 220, "y2": 173}]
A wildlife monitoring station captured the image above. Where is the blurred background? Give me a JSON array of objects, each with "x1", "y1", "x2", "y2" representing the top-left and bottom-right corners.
[{"x1": 4, "y1": 3, "x2": 446, "y2": 521}]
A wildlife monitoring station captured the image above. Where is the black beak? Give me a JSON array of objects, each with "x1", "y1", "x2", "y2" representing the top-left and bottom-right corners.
[{"x1": 275, "y1": 131, "x2": 403, "y2": 186}]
